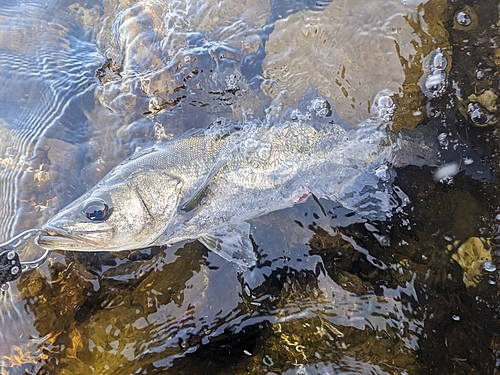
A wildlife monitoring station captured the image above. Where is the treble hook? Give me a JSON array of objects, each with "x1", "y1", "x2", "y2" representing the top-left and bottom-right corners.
[{"x1": 0, "y1": 229, "x2": 50, "y2": 289}]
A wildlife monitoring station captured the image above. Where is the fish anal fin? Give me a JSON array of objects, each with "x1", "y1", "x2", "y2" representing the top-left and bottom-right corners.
[{"x1": 198, "y1": 222, "x2": 257, "y2": 267}]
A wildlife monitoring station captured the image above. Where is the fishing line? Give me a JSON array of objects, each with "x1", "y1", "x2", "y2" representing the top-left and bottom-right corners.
[{"x1": 0, "y1": 229, "x2": 50, "y2": 289}]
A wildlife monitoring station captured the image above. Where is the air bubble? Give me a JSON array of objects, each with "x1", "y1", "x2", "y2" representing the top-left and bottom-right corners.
[
  {"x1": 7, "y1": 251, "x2": 15, "y2": 260},
  {"x1": 179, "y1": 340, "x2": 188, "y2": 350},
  {"x1": 154, "y1": 122, "x2": 171, "y2": 142},
  {"x1": 244, "y1": 138, "x2": 259, "y2": 150},
  {"x1": 290, "y1": 109, "x2": 300, "y2": 120},
  {"x1": 11, "y1": 266, "x2": 19, "y2": 275},
  {"x1": 440, "y1": 176, "x2": 454, "y2": 185},
  {"x1": 432, "y1": 51, "x2": 447, "y2": 71},
  {"x1": 262, "y1": 355, "x2": 274, "y2": 366},
  {"x1": 375, "y1": 165, "x2": 391, "y2": 182},
  {"x1": 258, "y1": 144, "x2": 272, "y2": 160},
  {"x1": 371, "y1": 91, "x2": 395, "y2": 121},
  {"x1": 468, "y1": 102, "x2": 493, "y2": 126},
  {"x1": 437, "y1": 132, "x2": 449, "y2": 149},
  {"x1": 424, "y1": 71, "x2": 446, "y2": 98},
  {"x1": 149, "y1": 96, "x2": 162, "y2": 112},
  {"x1": 455, "y1": 11, "x2": 472, "y2": 26},
  {"x1": 451, "y1": 314, "x2": 461, "y2": 321},
  {"x1": 483, "y1": 260, "x2": 497, "y2": 272},
  {"x1": 421, "y1": 50, "x2": 448, "y2": 98},
  {"x1": 377, "y1": 95, "x2": 392, "y2": 109},
  {"x1": 475, "y1": 69, "x2": 485, "y2": 80},
  {"x1": 470, "y1": 108, "x2": 488, "y2": 124},
  {"x1": 225, "y1": 73, "x2": 240, "y2": 91},
  {"x1": 1, "y1": 284, "x2": 9, "y2": 291},
  {"x1": 426, "y1": 105, "x2": 441, "y2": 118},
  {"x1": 310, "y1": 97, "x2": 332, "y2": 118}
]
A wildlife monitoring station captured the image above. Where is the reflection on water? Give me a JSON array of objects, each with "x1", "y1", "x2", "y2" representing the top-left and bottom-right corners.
[{"x1": 0, "y1": 0, "x2": 499, "y2": 374}]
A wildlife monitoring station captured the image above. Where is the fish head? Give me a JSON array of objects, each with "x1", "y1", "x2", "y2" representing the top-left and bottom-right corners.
[{"x1": 37, "y1": 167, "x2": 183, "y2": 252}]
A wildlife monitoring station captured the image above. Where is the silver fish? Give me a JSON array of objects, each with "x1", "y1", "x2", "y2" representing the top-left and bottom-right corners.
[{"x1": 36, "y1": 109, "x2": 437, "y2": 267}]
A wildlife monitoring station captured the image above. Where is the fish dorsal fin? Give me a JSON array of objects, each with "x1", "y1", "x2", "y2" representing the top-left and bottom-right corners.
[
  {"x1": 180, "y1": 161, "x2": 226, "y2": 212},
  {"x1": 198, "y1": 222, "x2": 257, "y2": 267}
]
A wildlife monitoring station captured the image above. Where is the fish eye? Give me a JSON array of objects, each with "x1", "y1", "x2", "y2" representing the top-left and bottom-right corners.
[{"x1": 83, "y1": 200, "x2": 111, "y2": 221}]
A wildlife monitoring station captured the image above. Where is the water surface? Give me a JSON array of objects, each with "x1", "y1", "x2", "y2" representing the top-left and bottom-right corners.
[{"x1": 0, "y1": 0, "x2": 500, "y2": 374}]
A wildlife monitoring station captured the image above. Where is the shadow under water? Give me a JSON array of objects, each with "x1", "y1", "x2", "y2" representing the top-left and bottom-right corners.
[{"x1": 0, "y1": 0, "x2": 500, "y2": 374}]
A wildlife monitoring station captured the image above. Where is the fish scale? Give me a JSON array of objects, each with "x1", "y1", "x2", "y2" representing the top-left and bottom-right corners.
[{"x1": 163, "y1": 119, "x2": 387, "y2": 245}]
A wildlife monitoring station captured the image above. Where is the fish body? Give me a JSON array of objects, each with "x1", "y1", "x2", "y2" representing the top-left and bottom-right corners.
[{"x1": 37, "y1": 115, "x2": 407, "y2": 266}]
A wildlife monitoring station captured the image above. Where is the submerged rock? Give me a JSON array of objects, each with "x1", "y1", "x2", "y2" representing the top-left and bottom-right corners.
[
  {"x1": 449, "y1": 237, "x2": 492, "y2": 288},
  {"x1": 262, "y1": 0, "x2": 450, "y2": 127}
]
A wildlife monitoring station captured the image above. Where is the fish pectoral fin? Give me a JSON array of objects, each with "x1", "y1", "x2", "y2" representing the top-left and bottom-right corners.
[
  {"x1": 180, "y1": 161, "x2": 226, "y2": 212},
  {"x1": 180, "y1": 181, "x2": 211, "y2": 212},
  {"x1": 197, "y1": 222, "x2": 257, "y2": 267}
]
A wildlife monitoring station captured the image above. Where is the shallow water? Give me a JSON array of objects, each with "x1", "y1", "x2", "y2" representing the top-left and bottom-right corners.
[{"x1": 0, "y1": 0, "x2": 500, "y2": 374}]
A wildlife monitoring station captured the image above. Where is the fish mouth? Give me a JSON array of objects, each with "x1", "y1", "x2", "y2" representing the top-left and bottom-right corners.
[{"x1": 36, "y1": 225, "x2": 113, "y2": 251}]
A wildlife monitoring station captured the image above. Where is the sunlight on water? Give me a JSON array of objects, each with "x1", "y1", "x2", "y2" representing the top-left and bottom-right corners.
[{"x1": 0, "y1": 287, "x2": 46, "y2": 374}]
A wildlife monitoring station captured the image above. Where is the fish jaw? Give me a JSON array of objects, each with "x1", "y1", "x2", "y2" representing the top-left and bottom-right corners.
[{"x1": 36, "y1": 224, "x2": 114, "y2": 251}]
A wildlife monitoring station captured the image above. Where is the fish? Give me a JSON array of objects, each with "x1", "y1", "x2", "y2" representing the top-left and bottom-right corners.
[{"x1": 36, "y1": 96, "x2": 441, "y2": 267}]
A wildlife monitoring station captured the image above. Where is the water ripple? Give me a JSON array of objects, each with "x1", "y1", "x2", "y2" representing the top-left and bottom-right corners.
[{"x1": 0, "y1": 39, "x2": 102, "y2": 240}]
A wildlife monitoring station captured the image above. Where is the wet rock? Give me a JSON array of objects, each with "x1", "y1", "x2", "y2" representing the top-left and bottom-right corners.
[{"x1": 238, "y1": 262, "x2": 418, "y2": 374}]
